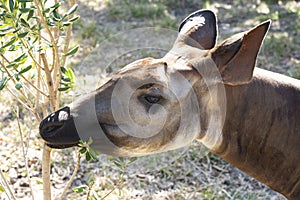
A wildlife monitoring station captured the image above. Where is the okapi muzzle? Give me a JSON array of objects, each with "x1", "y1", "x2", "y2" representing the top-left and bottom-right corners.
[{"x1": 39, "y1": 106, "x2": 80, "y2": 149}]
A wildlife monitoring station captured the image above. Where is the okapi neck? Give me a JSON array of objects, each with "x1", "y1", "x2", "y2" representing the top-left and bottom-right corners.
[{"x1": 213, "y1": 68, "x2": 300, "y2": 199}]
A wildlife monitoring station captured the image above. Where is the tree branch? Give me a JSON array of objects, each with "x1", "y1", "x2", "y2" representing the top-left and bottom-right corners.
[
  {"x1": 41, "y1": 53, "x2": 56, "y2": 111},
  {"x1": 58, "y1": 152, "x2": 81, "y2": 200},
  {"x1": 42, "y1": 145, "x2": 52, "y2": 200}
]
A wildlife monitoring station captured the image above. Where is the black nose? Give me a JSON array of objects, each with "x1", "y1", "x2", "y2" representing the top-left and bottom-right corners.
[{"x1": 39, "y1": 106, "x2": 80, "y2": 148}]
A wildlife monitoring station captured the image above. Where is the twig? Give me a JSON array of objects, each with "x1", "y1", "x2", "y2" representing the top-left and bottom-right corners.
[
  {"x1": 0, "y1": 61, "x2": 36, "y2": 112},
  {"x1": 33, "y1": 0, "x2": 58, "y2": 73},
  {"x1": 5, "y1": 87, "x2": 40, "y2": 121},
  {"x1": 0, "y1": 54, "x2": 48, "y2": 97},
  {"x1": 0, "y1": 169, "x2": 16, "y2": 200},
  {"x1": 21, "y1": 74, "x2": 48, "y2": 96},
  {"x1": 13, "y1": 107, "x2": 35, "y2": 200},
  {"x1": 42, "y1": 144, "x2": 52, "y2": 200},
  {"x1": 53, "y1": 0, "x2": 76, "y2": 110},
  {"x1": 58, "y1": 152, "x2": 81, "y2": 200},
  {"x1": 5, "y1": 87, "x2": 32, "y2": 110},
  {"x1": 61, "y1": 0, "x2": 75, "y2": 69},
  {"x1": 36, "y1": 22, "x2": 48, "y2": 117},
  {"x1": 86, "y1": 181, "x2": 94, "y2": 200},
  {"x1": 0, "y1": 2, "x2": 44, "y2": 71},
  {"x1": 100, "y1": 168, "x2": 126, "y2": 200},
  {"x1": 51, "y1": 0, "x2": 60, "y2": 73},
  {"x1": 35, "y1": 30, "x2": 42, "y2": 111},
  {"x1": 41, "y1": 53, "x2": 56, "y2": 111}
]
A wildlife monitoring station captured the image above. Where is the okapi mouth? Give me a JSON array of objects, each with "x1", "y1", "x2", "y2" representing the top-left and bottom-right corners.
[{"x1": 39, "y1": 106, "x2": 80, "y2": 149}]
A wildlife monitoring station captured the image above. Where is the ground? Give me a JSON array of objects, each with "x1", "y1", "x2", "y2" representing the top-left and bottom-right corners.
[{"x1": 0, "y1": 0, "x2": 299, "y2": 199}]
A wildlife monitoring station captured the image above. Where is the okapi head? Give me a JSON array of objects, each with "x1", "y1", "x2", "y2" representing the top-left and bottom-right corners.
[{"x1": 40, "y1": 10, "x2": 270, "y2": 157}]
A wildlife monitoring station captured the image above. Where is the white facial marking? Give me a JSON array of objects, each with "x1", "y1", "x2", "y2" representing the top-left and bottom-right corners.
[
  {"x1": 180, "y1": 16, "x2": 205, "y2": 34},
  {"x1": 58, "y1": 110, "x2": 69, "y2": 121}
]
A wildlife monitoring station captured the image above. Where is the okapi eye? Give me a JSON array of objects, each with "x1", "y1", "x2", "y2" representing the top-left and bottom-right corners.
[{"x1": 144, "y1": 95, "x2": 161, "y2": 104}]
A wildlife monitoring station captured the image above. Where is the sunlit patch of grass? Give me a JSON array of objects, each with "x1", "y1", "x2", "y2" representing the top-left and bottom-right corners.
[
  {"x1": 254, "y1": 10, "x2": 279, "y2": 21},
  {"x1": 106, "y1": 0, "x2": 178, "y2": 29},
  {"x1": 285, "y1": 1, "x2": 300, "y2": 16},
  {"x1": 108, "y1": 0, "x2": 167, "y2": 20},
  {"x1": 74, "y1": 19, "x2": 101, "y2": 47},
  {"x1": 152, "y1": 16, "x2": 177, "y2": 29},
  {"x1": 262, "y1": 32, "x2": 294, "y2": 58},
  {"x1": 130, "y1": 3, "x2": 166, "y2": 19},
  {"x1": 287, "y1": 60, "x2": 300, "y2": 79}
]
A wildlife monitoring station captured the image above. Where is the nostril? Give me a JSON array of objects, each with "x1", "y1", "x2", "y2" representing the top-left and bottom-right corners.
[
  {"x1": 42, "y1": 122, "x2": 64, "y2": 133},
  {"x1": 43, "y1": 126, "x2": 57, "y2": 133},
  {"x1": 44, "y1": 126, "x2": 57, "y2": 133}
]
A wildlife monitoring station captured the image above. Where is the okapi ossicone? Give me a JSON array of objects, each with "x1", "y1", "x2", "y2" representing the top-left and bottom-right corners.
[{"x1": 39, "y1": 10, "x2": 300, "y2": 199}]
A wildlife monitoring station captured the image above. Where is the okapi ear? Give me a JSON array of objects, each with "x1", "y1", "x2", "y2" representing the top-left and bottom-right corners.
[
  {"x1": 178, "y1": 10, "x2": 217, "y2": 50},
  {"x1": 211, "y1": 20, "x2": 271, "y2": 85}
]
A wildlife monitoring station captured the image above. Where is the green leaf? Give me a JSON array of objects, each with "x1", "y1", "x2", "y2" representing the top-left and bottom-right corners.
[
  {"x1": 62, "y1": 67, "x2": 75, "y2": 83},
  {"x1": 19, "y1": 8, "x2": 30, "y2": 13},
  {"x1": 59, "y1": 81, "x2": 69, "y2": 86},
  {"x1": 64, "y1": 45, "x2": 79, "y2": 56},
  {"x1": 60, "y1": 67, "x2": 67, "y2": 73},
  {"x1": 58, "y1": 87, "x2": 70, "y2": 91},
  {"x1": 0, "y1": 184, "x2": 4, "y2": 193},
  {"x1": 47, "y1": 20, "x2": 56, "y2": 26},
  {"x1": 20, "y1": 18, "x2": 30, "y2": 28},
  {"x1": 0, "y1": 25, "x2": 14, "y2": 32},
  {"x1": 68, "y1": 15, "x2": 80, "y2": 22},
  {"x1": 50, "y1": 2, "x2": 61, "y2": 10},
  {"x1": 18, "y1": 0, "x2": 34, "y2": 2},
  {"x1": 51, "y1": 16, "x2": 60, "y2": 22},
  {"x1": 2, "y1": 36, "x2": 17, "y2": 49},
  {"x1": 79, "y1": 147, "x2": 87, "y2": 154},
  {"x1": 85, "y1": 152, "x2": 91, "y2": 162},
  {"x1": 6, "y1": 62, "x2": 17, "y2": 68},
  {"x1": 66, "y1": 4, "x2": 78, "y2": 16},
  {"x1": 52, "y1": 10, "x2": 61, "y2": 21},
  {"x1": 18, "y1": 31, "x2": 28, "y2": 38},
  {"x1": 0, "y1": 77, "x2": 9, "y2": 90},
  {"x1": 72, "y1": 185, "x2": 87, "y2": 193},
  {"x1": 78, "y1": 140, "x2": 85, "y2": 147},
  {"x1": 119, "y1": 157, "x2": 124, "y2": 163},
  {"x1": 89, "y1": 148, "x2": 98, "y2": 160},
  {"x1": 19, "y1": 65, "x2": 32, "y2": 74},
  {"x1": 43, "y1": 7, "x2": 50, "y2": 14},
  {"x1": 72, "y1": 187, "x2": 84, "y2": 193},
  {"x1": 87, "y1": 137, "x2": 93, "y2": 145},
  {"x1": 35, "y1": 179, "x2": 43, "y2": 185},
  {"x1": 15, "y1": 83, "x2": 22, "y2": 90},
  {"x1": 61, "y1": 76, "x2": 71, "y2": 82},
  {"x1": 27, "y1": 9, "x2": 34, "y2": 20},
  {"x1": 12, "y1": 28, "x2": 21, "y2": 34},
  {"x1": 9, "y1": 0, "x2": 15, "y2": 13},
  {"x1": 15, "y1": 73, "x2": 20, "y2": 81},
  {"x1": 113, "y1": 160, "x2": 123, "y2": 169},
  {"x1": 62, "y1": 22, "x2": 71, "y2": 26},
  {"x1": 59, "y1": 66, "x2": 75, "y2": 90},
  {"x1": 129, "y1": 157, "x2": 137, "y2": 164},
  {"x1": 8, "y1": 44, "x2": 18, "y2": 51},
  {"x1": 13, "y1": 53, "x2": 27, "y2": 63}
]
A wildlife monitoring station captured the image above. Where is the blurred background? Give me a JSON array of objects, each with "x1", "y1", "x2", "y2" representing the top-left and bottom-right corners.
[{"x1": 1, "y1": 0, "x2": 299, "y2": 199}]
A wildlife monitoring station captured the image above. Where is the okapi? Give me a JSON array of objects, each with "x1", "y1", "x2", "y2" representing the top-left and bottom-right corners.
[{"x1": 40, "y1": 10, "x2": 300, "y2": 199}]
